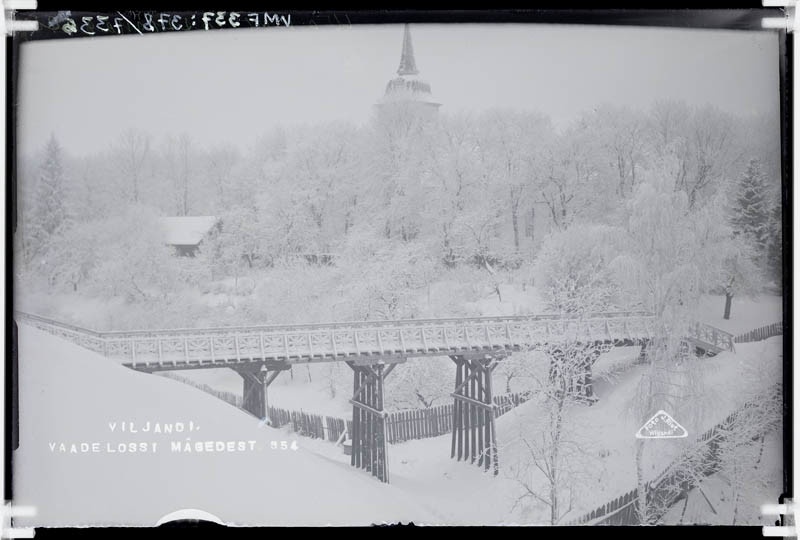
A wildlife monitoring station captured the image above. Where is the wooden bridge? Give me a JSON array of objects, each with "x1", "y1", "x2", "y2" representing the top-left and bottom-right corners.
[{"x1": 15, "y1": 311, "x2": 735, "y2": 483}]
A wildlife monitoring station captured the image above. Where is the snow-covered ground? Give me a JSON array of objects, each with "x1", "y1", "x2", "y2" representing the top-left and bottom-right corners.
[
  {"x1": 14, "y1": 325, "x2": 440, "y2": 527},
  {"x1": 265, "y1": 337, "x2": 784, "y2": 525},
  {"x1": 14, "y1": 288, "x2": 784, "y2": 526},
  {"x1": 696, "y1": 294, "x2": 782, "y2": 335},
  {"x1": 659, "y1": 431, "x2": 782, "y2": 525}
]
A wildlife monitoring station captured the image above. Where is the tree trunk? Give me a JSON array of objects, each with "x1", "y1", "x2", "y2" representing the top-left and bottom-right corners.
[
  {"x1": 511, "y1": 206, "x2": 520, "y2": 251},
  {"x1": 723, "y1": 293, "x2": 733, "y2": 320},
  {"x1": 635, "y1": 440, "x2": 648, "y2": 524}
]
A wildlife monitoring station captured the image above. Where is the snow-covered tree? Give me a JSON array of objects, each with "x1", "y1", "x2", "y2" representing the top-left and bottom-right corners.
[
  {"x1": 113, "y1": 128, "x2": 152, "y2": 205},
  {"x1": 386, "y1": 358, "x2": 452, "y2": 409},
  {"x1": 593, "y1": 104, "x2": 647, "y2": 198},
  {"x1": 506, "y1": 349, "x2": 592, "y2": 524},
  {"x1": 730, "y1": 159, "x2": 770, "y2": 247},
  {"x1": 29, "y1": 134, "x2": 69, "y2": 257},
  {"x1": 730, "y1": 159, "x2": 771, "y2": 259},
  {"x1": 204, "y1": 144, "x2": 240, "y2": 211},
  {"x1": 476, "y1": 110, "x2": 553, "y2": 251},
  {"x1": 719, "y1": 236, "x2": 761, "y2": 320},
  {"x1": 536, "y1": 121, "x2": 605, "y2": 231},
  {"x1": 647, "y1": 102, "x2": 739, "y2": 210},
  {"x1": 611, "y1": 165, "x2": 731, "y2": 523},
  {"x1": 765, "y1": 203, "x2": 783, "y2": 288},
  {"x1": 89, "y1": 206, "x2": 190, "y2": 303},
  {"x1": 535, "y1": 224, "x2": 622, "y2": 315}
]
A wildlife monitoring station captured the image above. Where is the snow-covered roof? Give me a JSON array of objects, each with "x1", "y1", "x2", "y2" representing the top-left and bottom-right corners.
[{"x1": 160, "y1": 216, "x2": 218, "y2": 246}]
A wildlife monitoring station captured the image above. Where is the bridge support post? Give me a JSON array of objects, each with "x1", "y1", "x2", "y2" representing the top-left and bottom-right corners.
[
  {"x1": 450, "y1": 355, "x2": 499, "y2": 475},
  {"x1": 233, "y1": 363, "x2": 290, "y2": 420},
  {"x1": 347, "y1": 360, "x2": 399, "y2": 483}
]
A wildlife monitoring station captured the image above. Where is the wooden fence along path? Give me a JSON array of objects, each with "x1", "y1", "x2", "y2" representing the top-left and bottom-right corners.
[
  {"x1": 564, "y1": 383, "x2": 781, "y2": 525},
  {"x1": 734, "y1": 322, "x2": 783, "y2": 344}
]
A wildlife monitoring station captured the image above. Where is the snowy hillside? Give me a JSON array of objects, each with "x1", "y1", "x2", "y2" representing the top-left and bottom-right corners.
[
  {"x1": 13, "y1": 325, "x2": 440, "y2": 527},
  {"x1": 273, "y1": 337, "x2": 783, "y2": 525}
]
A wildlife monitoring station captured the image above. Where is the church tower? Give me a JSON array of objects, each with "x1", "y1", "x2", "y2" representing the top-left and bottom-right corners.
[{"x1": 374, "y1": 24, "x2": 441, "y2": 120}]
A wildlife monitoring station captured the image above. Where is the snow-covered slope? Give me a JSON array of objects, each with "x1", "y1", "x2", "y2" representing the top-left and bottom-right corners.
[
  {"x1": 13, "y1": 325, "x2": 438, "y2": 527},
  {"x1": 13, "y1": 322, "x2": 783, "y2": 527}
]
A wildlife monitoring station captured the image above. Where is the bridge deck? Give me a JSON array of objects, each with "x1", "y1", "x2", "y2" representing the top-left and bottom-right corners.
[{"x1": 15, "y1": 312, "x2": 735, "y2": 371}]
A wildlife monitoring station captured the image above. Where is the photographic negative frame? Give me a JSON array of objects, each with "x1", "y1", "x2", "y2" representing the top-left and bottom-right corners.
[{"x1": 4, "y1": 6, "x2": 793, "y2": 534}]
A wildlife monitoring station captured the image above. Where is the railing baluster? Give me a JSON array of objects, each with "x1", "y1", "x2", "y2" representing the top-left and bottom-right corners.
[{"x1": 259, "y1": 332, "x2": 266, "y2": 360}]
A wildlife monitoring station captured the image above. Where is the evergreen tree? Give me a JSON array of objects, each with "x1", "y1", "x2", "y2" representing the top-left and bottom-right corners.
[
  {"x1": 30, "y1": 134, "x2": 68, "y2": 255},
  {"x1": 730, "y1": 158, "x2": 770, "y2": 256},
  {"x1": 765, "y1": 201, "x2": 783, "y2": 288}
]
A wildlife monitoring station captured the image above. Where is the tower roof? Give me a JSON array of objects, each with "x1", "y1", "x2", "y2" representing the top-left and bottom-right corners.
[
  {"x1": 396, "y1": 24, "x2": 419, "y2": 76},
  {"x1": 376, "y1": 23, "x2": 440, "y2": 112}
]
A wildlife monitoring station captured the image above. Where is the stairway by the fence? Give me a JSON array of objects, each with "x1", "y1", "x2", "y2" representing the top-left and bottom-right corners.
[
  {"x1": 563, "y1": 383, "x2": 781, "y2": 525},
  {"x1": 734, "y1": 322, "x2": 783, "y2": 344}
]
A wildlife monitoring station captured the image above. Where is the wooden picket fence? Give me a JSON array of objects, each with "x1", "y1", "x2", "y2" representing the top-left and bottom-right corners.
[
  {"x1": 159, "y1": 369, "x2": 532, "y2": 446},
  {"x1": 564, "y1": 384, "x2": 781, "y2": 525},
  {"x1": 734, "y1": 322, "x2": 783, "y2": 344},
  {"x1": 266, "y1": 390, "x2": 532, "y2": 444},
  {"x1": 494, "y1": 391, "x2": 533, "y2": 416},
  {"x1": 268, "y1": 406, "x2": 329, "y2": 440},
  {"x1": 386, "y1": 404, "x2": 453, "y2": 443},
  {"x1": 158, "y1": 371, "x2": 243, "y2": 408},
  {"x1": 567, "y1": 488, "x2": 640, "y2": 526}
]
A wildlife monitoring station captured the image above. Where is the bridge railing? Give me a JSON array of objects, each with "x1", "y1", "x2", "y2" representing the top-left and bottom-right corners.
[
  {"x1": 16, "y1": 311, "x2": 734, "y2": 367},
  {"x1": 97, "y1": 315, "x2": 660, "y2": 366},
  {"x1": 15, "y1": 311, "x2": 108, "y2": 356},
  {"x1": 72, "y1": 310, "x2": 656, "y2": 338},
  {"x1": 688, "y1": 322, "x2": 736, "y2": 353}
]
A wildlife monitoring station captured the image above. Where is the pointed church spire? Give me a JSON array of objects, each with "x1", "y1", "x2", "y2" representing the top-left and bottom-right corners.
[{"x1": 397, "y1": 24, "x2": 419, "y2": 76}]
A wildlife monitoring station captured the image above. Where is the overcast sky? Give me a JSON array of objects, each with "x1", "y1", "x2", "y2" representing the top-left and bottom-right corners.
[{"x1": 18, "y1": 23, "x2": 780, "y2": 157}]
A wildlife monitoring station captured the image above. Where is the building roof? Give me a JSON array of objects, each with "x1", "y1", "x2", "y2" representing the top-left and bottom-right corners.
[{"x1": 160, "y1": 216, "x2": 218, "y2": 246}]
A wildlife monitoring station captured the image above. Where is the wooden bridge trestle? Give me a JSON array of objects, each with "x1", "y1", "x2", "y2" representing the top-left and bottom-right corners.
[
  {"x1": 16, "y1": 311, "x2": 739, "y2": 485},
  {"x1": 232, "y1": 363, "x2": 290, "y2": 419},
  {"x1": 450, "y1": 355, "x2": 500, "y2": 475},
  {"x1": 347, "y1": 360, "x2": 401, "y2": 483}
]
